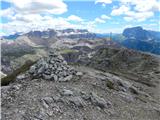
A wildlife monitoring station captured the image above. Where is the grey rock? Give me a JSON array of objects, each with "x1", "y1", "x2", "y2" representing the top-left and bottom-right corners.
[
  {"x1": 44, "y1": 69, "x2": 51, "y2": 75},
  {"x1": 76, "y1": 72, "x2": 83, "y2": 76},
  {"x1": 43, "y1": 97, "x2": 53, "y2": 105},
  {"x1": 62, "y1": 61, "x2": 67, "y2": 65},
  {"x1": 53, "y1": 75, "x2": 58, "y2": 81},
  {"x1": 16, "y1": 74, "x2": 26, "y2": 80},
  {"x1": 57, "y1": 67, "x2": 62, "y2": 71},
  {"x1": 37, "y1": 66, "x2": 45, "y2": 74},
  {"x1": 50, "y1": 60, "x2": 55, "y2": 64},
  {"x1": 63, "y1": 75, "x2": 73, "y2": 81},
  {"x1": 119, "y1": 91, "x2": 134, "y2": 102},
  {"x1": 43, "y1": 74, "x2": 52, "y2": 80},
  {"x1": 90, "y1": 92, "x2": 111, "y2": 109},
  {"x1": 61, "y1": 89, "x2": 73, "y2": 96},
  {"x1": 129, "y1": 86, "x2": 139, "y2": 95},
  {"x1": 29, "y1": 65, "x2": 36, "y2": 74},
  {"x1": 11, "y1": 84, "x2": 22, "y2": 90},
  {"x1": 41, "y1": 99, "x2": 49, "y2": 108},
  {"x1": 62, "y1": 71, "x2": 67, "y2": 76},
  {"x1": 68, "y1": 96, "x2": 86, "y2": 107}
]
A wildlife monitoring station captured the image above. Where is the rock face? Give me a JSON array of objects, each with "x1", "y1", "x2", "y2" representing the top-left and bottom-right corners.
[{"x1": 29, "y1": 50, "x2": 78, "y2": 81}]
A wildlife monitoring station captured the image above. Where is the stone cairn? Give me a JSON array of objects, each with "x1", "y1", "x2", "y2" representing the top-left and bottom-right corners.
[{"x1": 29, "y1": 50, "x2": 81, "y2": 81}]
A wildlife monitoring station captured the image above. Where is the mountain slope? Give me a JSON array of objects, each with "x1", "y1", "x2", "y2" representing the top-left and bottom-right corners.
[{"x1": 1, "y1": 50, "x2": 160, "y2": 120}]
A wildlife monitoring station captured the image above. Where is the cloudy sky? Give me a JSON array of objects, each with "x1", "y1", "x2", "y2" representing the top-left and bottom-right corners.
[{"x1": 0, "y1": 0, "x2": 160, "y2": 36}]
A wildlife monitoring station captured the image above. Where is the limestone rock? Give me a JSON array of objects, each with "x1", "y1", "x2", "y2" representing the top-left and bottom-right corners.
[
  {"x1": 61, "y1": 89, "x2": 73, "y2": 96},
  {"x1": 76, "y1": 72, "x2": 83, "y2": 76},
  {"x1": 16, "y1": 74, "x2": 27, "y2": 80},
  {"x1": 68, "y1": 96, "x2": 86, "y2": 107},
  {"x1": 90, "y1": 92, "x2": 111, "y2": 109}
]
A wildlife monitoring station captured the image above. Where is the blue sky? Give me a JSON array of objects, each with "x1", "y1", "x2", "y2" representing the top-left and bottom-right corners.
[{"x1": 0, "y1": 0, "x2": 160, "y2": 35}]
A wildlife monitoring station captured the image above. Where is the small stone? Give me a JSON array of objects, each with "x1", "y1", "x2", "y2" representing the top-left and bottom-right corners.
[
  {"x1": 37, "y1": 66, "x2": 45, "y2": 74},
  {"x1": 57, "y1": 67, "x2": 62, "y2": 71},
  {"x1": 53, "y1": 75, "x2": 58, "y2": 81},
  {"x1": 43, "y1": 74, "x2": 52, "y2": 80},
  {"x1": 61, "y1": 89, "x2": 73, "y2": 96},
  {"x1": 50, "y1": 60, "x2": 55, "y2": 64},
  {"x1": 41, "y1": 99, "x2": 49, "y2": 108},
  {"x1": 11, "y1": 84, "x2": 22, "y2": 90},
  {"x1": 90, "y1": 92, "x2": 111, "y2": 109},
  {"x1": 16, "y1": 74, "x2": 26, "y2": 80},
  {"x1": 62, "y1": 61, "x2": 67, "y2": 65},
  {"x1": 29, "y1": 65, "x2": 36, "y2": 74},
  {"x1": 44, "y1": 69, "x2": 51, "y2": 75},
  {"x1": 63, "y1": 75, "x2": 73, "y2": 82},
  {"x1": 129, "y1": 86, "x2": 139, "y2": 95},
  {"x1": 43, "y1": 97, "x2": 53, "y2": 104},
  {"x1": 68, "y1": 97, "x2": 86, "y2": 107},
  {"x1": 54, "y1": 64, "x2": 57, "y2": 69},
  {"x1": 76, "y1": 72, "x2": 83, "y2": 76},
  {"x1": 119, "y1": 91, "x2": 134, "y2": 102}
]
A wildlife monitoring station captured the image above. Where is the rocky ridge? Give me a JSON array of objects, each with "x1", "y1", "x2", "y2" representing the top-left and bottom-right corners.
[{"x1": 1, "y1": 49, "x2": 160, "y2": 120}]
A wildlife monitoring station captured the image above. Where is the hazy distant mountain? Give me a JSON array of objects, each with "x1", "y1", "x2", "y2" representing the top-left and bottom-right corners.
[
  {"x1": 2, "y1": 33, "x2": 21, "y2": 40},
  {"x1": 123, "y1": 26, "x2": 160, "y2": 41},
  {"x1": 2, "y1": 29, "x2": 96, "y2": 41},
  {"x1": 116, "y1": 26, "x2": 160, "y2": 55}
]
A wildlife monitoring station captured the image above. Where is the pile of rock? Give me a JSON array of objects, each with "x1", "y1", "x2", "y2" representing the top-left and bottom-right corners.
[{"x1": 29, "y1": 50, "x2": 81, "y2": 81}]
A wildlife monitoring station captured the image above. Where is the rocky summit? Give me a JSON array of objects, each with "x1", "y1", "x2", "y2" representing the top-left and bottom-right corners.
[
  {"x1": 1, "y1": 48, "x2": 160, "y2": 120},
  {"x1": 29, "y1": 50, "x2": 80, "y2": 82}
]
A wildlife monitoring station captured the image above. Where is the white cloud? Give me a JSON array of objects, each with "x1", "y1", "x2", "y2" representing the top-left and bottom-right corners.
[
  {"x1": 111, "y1": 0, "x2": 159, "y2": 22},
  {"x1": 11, "y1": 14, "x2": 44, "y2": 22},
  {"x1": 134, "y1": 0, "x2": 160, "y2": 12},
  {"x1": 1, "y1": 0, "x2": 70, "y2": 35},
  {"x1": 3, "y1": 0, "x2": 67, "y2": 15},
  {"x1": 95, "y1": 0, "x2": 112, "y2": 4},
  {"x1": 1, "y1": 0, "x2": 11, "y2": 2},
  {"x1": 125, "y1": 11, "x2": 154, "y2": 22},
  {"x1": 0, "y1": 8, "x2": 15, "y2": 19},
  {"x1": 94, "y1": 18, "x2": 106, "y2": 23},
  {"x1": 2, "y1": 12, "x2": 105, "y2": 35},
  {"x1": 2, "y1": 13, "x2": 98, "y2": 35},
  {"x1": 119, "y1": 0, "x2": 160, "y2": 12},
  {"x1": 67, "y1": 15, "x2": 83, "y2": 22},
  {"x1": 2, "y1": 16, "x2": 72, "y2": 35},
  {"x1": 93, "y1": 15, "x2": 110, "y2": 25},
  {"x1": 101, "y1": 14, "x2": 111, "y2": 19},
  {"x1": 111, "y1": 5, "x2": 130, "y2": 16}
]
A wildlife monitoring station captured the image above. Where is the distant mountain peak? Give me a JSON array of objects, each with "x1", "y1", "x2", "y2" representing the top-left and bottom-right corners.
[{"x1": 121, "y1": 26, "x2": 160, "y2": 55}]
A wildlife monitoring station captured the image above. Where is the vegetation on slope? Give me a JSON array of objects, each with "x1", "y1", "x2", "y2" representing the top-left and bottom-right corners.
[{"x1": 1, "y1": 60, "x2": 36, "y2": 86}]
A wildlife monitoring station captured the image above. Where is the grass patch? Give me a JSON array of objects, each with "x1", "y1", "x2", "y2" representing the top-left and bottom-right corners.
[
  {"x1": 1, "y1": 60, "x2": 36, "y2": 86},
  {"x1": 60, "y1": 49, "x2": 78, "y2": 54},
  {"x1": 106, "y1": 80, "x2": 115, "y2": 89}
]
